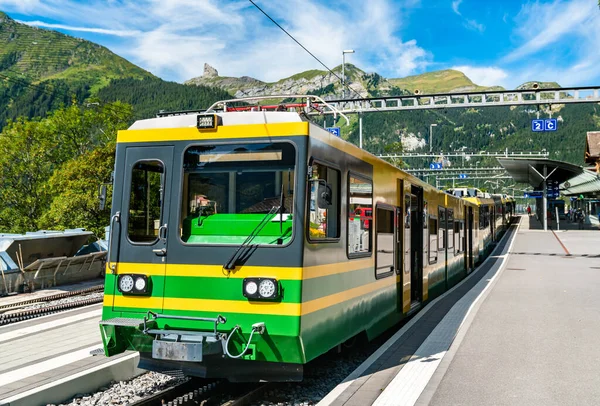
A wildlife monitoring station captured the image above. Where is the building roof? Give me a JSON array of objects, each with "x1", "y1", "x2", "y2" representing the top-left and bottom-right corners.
[
  {"x1": 497, "y1": 158, "x2": 582, "y2": 189},
  {"x1": 585, "y1": 132, "x2": 600, "y2": 172},
  {"x1": 561, "y1": 169, "x2": 600, "y2": 196}
]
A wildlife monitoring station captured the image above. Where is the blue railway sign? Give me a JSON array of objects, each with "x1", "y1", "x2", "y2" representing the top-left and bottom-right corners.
[
  {"x1": 326, "y1": 127, "x2": 341, "y2": 137},
  {"x1": 459, "y1": 174, "x2": 468, "y2": 179},
  {"x1": 544, "y1": 118, "x2": 557, "y2": 131},
  {"x1": 429, "y1": 162, "x2": 443, "y2": 170},
  {"x1": 531, "y1": 118, "x2": 558, "y2": 132},
  {"x1": 532, "y1": 119, "x2": 544, "y2": 132},
  {"x1": 524, "y1": 191, "x2": 543, "y2": 198}
]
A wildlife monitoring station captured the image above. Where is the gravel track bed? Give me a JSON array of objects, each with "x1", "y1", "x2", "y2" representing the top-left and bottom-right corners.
[
  {"x1": 48, "y1": 372, "x2": 189, "y2": 406},
  {"x1": 249, "y1": 326, "x2": 401, "y2": 406}
]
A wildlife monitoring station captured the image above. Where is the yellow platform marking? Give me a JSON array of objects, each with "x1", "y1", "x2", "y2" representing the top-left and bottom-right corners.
[{"x1": 117, "y1": 122, "x2": 308, "y2": 143}]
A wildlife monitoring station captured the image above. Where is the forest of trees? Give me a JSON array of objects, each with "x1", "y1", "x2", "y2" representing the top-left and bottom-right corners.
[
  {"x1": 0, "y1": 102, "x2": 131, "y2": 235},
  {"x1": 342, "y1": 103, "x2": 599, "y2": 166}
]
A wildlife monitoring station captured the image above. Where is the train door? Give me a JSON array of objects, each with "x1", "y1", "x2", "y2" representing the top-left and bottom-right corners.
[
  {"x1": 467, "y1": 206, "x2": 474, "y2": 272},
  {"x1": 490, "y1": 206, "x2": 495, "y2": 241},
  {"x1": 463, "y1": 207, "x2": 468, "y2": 274},
  {"x1": 403, "y1": 193, "x2": 411, "y2": 310},
  {"x1": 110, "y1": 146, "x2": 174, "y2": 313},
  {"x1": 395, "y1": 206, "x2": 403, "y2": 312},
  {"x1": 410, "y1": 186, "x2": 424, "y2": 304}
]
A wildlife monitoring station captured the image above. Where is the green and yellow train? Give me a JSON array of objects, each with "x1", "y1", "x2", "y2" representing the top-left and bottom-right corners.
[{"x1": 100, "y1": 99, "x2": 513, "y2": 381}]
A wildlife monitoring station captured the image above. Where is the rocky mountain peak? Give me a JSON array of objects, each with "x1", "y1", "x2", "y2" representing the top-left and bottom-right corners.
[{"x1": 203, "y1": 63, "x2": 218, "y2": 78}]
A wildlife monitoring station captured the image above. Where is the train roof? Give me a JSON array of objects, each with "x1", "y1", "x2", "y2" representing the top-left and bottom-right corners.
[{"x1": 128, "y1": 111, "x2": 304, "y2": 131}]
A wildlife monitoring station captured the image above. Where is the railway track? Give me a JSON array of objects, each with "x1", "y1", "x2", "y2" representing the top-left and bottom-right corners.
[
  {"x1": 0, "y1": 285, "x2": 104, "y2": 326},
  {"x1": 129, "y1": 378, "x2": 271, "y2": 406}
]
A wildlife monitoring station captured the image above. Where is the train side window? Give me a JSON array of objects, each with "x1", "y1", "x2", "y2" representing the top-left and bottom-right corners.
[
  {"x1": 375, "y1": 206, "x2": 394, "y2": 278},
  {"x1": 447, "y1": 208, "x2": 454, "y2": 251},
  {"x1": 308, "y1": 161, "x2": 340, "y2": 241},
  {"x1": 127, "y1": 160, "x2": 164, "y2": 244},
  {"x1": 438, "y1": 207, "x2": 446, "y2": 251},
  {"x1": 454, "y1": 220, "x2": 462, "y2": 255},
  {"x1": 348, "y1": 174, "x2": 373, "y2": 257},
  {"x1": 428, "y1": 216, "x2": 438, "y2": 264}
]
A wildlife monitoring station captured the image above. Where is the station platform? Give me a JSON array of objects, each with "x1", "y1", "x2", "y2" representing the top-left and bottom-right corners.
[
  {"x1": 0, "y1": 303, "x2": 140, "y2": 406},
  {"x1": 319, "y1": 215, "x2": 600, "y2": 406}
]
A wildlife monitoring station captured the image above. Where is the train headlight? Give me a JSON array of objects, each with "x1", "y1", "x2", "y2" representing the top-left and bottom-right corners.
[
  {"x1": 117, "y1": 274, "x2": 151, "y2": 295},
  {"x1": 118, "y1": 275, "x2": 134, "y2": 293},
  {"x1": 259, "y1": 279, "x2": 276, "y2": 298},
  {"x1": 243, "y1": 278, "x2": 279, "y2": 300},
  {"x1": 245, "y1": 281, "x2": 258, "y2": 296},
  {"x1": 135, "y1": 276, "x2": 146, "y2": 291}
]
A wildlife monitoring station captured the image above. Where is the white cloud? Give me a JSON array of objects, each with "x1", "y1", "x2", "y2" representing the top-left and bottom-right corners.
[
  {"x1": 465, "y1": 18, "x2": 484, "y2": 33},
  {"x1": 451, "y1": 65, "x2": 508, "y2": 87},
  {"x1": 505, "y1": 0, "x2": 598, "y2": 62},
  {"x1": 18, "y1": 20, "x2": 141, "y2": 37},
  {"x1": 452, "y1": 0, "x2": 462, "y2": 15},
  {"x1": 502, "y1": 0, "x2": 600, "y2": 86},
  {"x1": 450, "y1": 0, "x2": 485, "y2": 33}
]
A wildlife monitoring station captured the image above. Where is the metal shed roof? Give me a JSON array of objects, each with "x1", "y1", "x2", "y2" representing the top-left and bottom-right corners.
[
  {"x1": 497, "y1": 158, "x2": 582, "y2": 189},
  {"x1": 561, "y1": 169, "x2": 600, "y2": 196}
]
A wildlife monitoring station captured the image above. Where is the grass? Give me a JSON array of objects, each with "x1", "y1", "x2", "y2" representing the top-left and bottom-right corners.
[{"x1": 388, "y1": 69, "x2": 502, "y2": 94}]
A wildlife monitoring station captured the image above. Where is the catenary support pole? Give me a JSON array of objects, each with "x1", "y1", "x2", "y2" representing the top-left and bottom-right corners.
[
  {"x1": 359, "y1": 112, "x2": 363, "y2": 149},
  {"x1": 543, "y1": 164, "x2": 548, "y2": 231}
]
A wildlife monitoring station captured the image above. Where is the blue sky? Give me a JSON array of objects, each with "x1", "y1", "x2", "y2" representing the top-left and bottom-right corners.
[{"x1": 1, "y1": 0, "x2": 599, "y2": 88}]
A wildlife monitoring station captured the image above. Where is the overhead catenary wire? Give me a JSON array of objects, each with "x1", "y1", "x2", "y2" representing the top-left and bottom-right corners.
[{"x1": 247, "y1": 0, "x2": 378, "y2": 108}]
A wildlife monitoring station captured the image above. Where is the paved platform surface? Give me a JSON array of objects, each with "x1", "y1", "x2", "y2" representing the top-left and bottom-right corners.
[
  {"x1": 320, "y1": 216, "x2": 600, "y2": 406},
  {"x1": 0, "y1": 303, "x2": 139, "y2": 405},
  {"x1": 420, "y1": 216, "x2": 600, "y2": 406}
]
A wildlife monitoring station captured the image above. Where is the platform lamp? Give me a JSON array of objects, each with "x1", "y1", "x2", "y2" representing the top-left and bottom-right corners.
[{"x1": 342, "y1": 49, "x2": 355, "y2": 99}]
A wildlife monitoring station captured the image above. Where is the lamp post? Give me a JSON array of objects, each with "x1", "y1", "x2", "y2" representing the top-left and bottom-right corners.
[
  {"x1": 342, "y1": 49, "x2": 355, "y2": 99},
  {"x1": 429, "y1": 123, "x2": 437, "y2": 152}
]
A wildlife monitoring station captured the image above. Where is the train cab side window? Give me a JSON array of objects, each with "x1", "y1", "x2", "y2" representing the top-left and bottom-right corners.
[
  {"x1": 308, "y1": 161, "x2": 340, "y2": 241},
  {"x1": 428, "y1": 216, "x2": 438, "y2": 264},
  {"x1": 127, "y1": 160, "x2": 164, "y2": 244},
  {"x1": 348, "y1": 175, "x2": 373, "y2": 257},
  {"x1": 375, "y1": 206, "x2": 394, "y2": 278}
]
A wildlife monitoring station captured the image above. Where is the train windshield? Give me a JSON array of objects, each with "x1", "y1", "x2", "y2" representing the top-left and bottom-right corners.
[{"x1": 180, "y1": 142, "x2": 296, "y2": 245}]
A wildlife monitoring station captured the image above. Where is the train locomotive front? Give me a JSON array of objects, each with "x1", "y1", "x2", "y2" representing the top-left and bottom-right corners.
[{"x1": 100, "y1": 112, "x2": 310, "y2": 381}]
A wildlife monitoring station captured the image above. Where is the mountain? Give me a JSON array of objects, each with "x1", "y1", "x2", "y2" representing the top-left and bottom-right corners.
[
  {"x1": 0, "y1": 11, "x2": 232, "y2": 126},
  {"x1": 387, "y1": 69, "x2": 503, "y2": 94},
  {"x1": 0, "y1": 11, "x2": 153, "y2": 87},
  {"x1": 185, "y1": 63, "x2": 409, "y2": 99},
  {"x1": 1, "y1": 10, "x2": 597, "y2": 169}
]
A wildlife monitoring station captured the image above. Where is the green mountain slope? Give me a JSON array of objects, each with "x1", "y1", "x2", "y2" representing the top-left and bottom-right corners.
[
  {"x1": 0, "y1": 11, "x2": 232, "y2": 127},
  {"x1": 387, "y1": 69, "x2": 502, "y2": 94},
  {"x1": 0, "y1": 11, "x2": 153, "y2": 87},
  {"x1": 97, "y1": 78, "x2": 232, "y2": 120}
]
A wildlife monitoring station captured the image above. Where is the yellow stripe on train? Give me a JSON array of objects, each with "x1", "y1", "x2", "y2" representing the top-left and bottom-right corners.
[
  {"x1": 117, "y1": 122, "x2": 309, "y2": 143},
  {"x1": 108, "y1": 258, "x2": 374, "y2": 281}
]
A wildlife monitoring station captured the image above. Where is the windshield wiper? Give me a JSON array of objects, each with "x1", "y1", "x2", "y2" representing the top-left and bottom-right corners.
[
  {"x1": 279, "y1": 183, "x2": 285, "y2": 234},
  {"x1": 223, "y1": 205, "x2": 280, "y2": 271}
]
